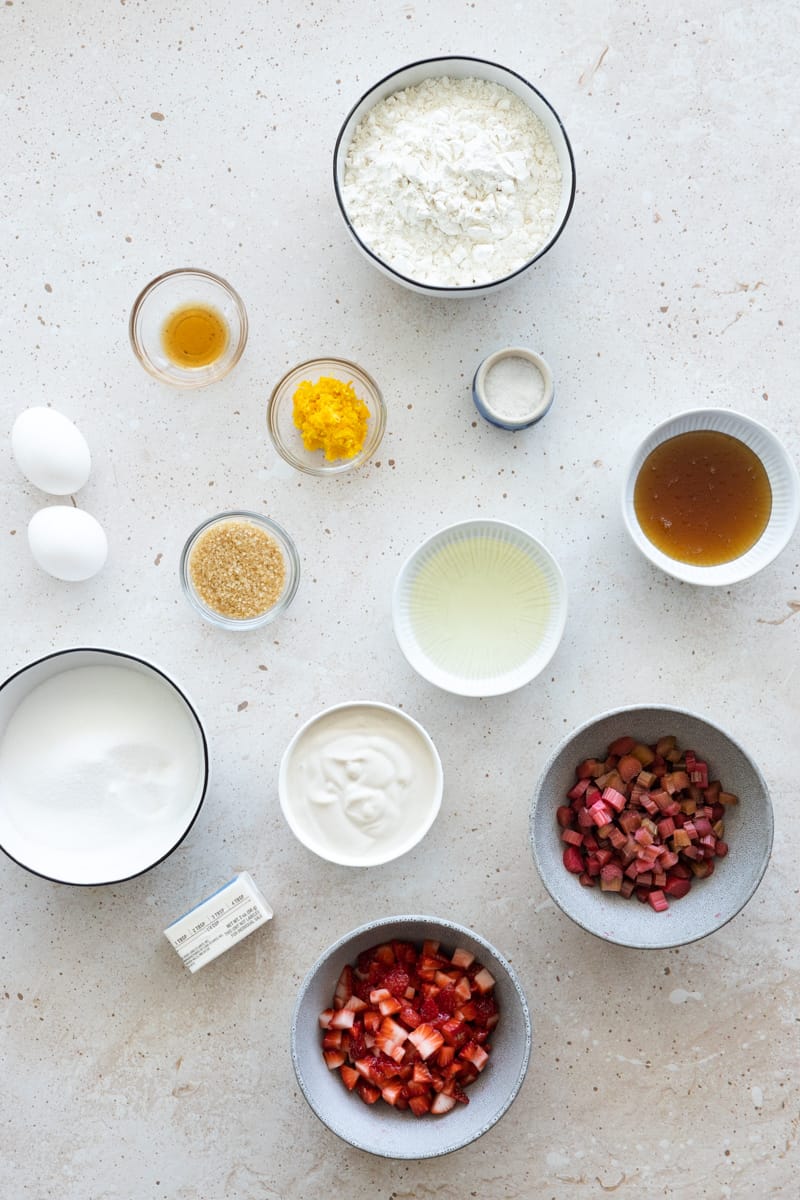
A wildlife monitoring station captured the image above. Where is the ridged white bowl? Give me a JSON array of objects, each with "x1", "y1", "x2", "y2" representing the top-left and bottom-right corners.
[
  {"x1": 392, "y1": 519, "x2": 567, "y2": 697},
  {"x1": 622, "y1": 408, "x2": 800, "y2": 585}
]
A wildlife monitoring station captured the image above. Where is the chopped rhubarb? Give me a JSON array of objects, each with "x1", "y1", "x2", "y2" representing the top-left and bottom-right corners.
[
  {"x1": 321, "y1": 939, "x2": 498, "y2": 1116},
  {"x1": 558, "y1": 733, "x2": 732, "y2": 911}
]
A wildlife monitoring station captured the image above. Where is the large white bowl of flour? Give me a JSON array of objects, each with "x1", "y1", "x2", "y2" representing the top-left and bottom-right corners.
[
  {"x1": 0, "y1": 648, "x2": 209, "y2": 885},
  {"x1": 333, "y1": 57, "x2": 576, "y2": 298}
]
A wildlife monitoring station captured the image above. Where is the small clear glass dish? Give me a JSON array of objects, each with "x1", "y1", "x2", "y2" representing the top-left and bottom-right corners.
[
  {"x1": 129, "y1": 268, "x2": 248, "y2": 388},
  {"x1": 267, "y1": 357, "x2": 386, "y2": 476},
  {"x1": 180, "y1": 511, "x2": 300, "y2": 630}
]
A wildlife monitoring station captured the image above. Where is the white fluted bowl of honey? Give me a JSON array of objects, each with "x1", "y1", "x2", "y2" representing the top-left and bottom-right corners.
[
  {"x1": 129, "y1": 268, "x2": 248, "y2": 388},
  {"x1": 623, "y1": 409, "x2": 800, "y2": 586}
]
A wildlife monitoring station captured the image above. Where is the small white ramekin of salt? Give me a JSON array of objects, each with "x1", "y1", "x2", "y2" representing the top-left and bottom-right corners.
[{"x1": 472, "y1": 347, "x2": 554, "y2": 431}]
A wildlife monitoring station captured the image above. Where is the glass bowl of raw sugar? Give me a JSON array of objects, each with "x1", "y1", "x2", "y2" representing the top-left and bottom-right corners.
[{"x1": 333, "y1": 56, "x2": 576, "y2": 298}]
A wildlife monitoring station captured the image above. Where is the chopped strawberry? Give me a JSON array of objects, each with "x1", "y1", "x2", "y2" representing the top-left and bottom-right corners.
[
  {"x1": 460, "y1": 1041, "x2": 489, "y2": 1072},
  {"x1": 408, "y1": 1023, "x2": 445, "y2": 1060},
  {"x1": 380, "y1": 1081, "x2": 404, "y2": 1106},
  {"x1": 321, "y1": 939, "x2": 498, "y2": 1118},
  {"x1": 408, "y1": 1094, "x2": 432, "y2": 1117},
  {"x1": 355, "y1": 1079, "x2": 381, "y2": 1105},
  {"x1": 333, "y1": 965, "x2": 353, "y2": 1009},
  {"x1": 339, "y1": 1064, "x2": 359, "y2": 1091}
]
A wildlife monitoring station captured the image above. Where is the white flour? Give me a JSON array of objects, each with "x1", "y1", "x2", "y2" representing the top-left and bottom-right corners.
[{"x1": 342, "y1": 75, "x2": 563, "y2": 287}]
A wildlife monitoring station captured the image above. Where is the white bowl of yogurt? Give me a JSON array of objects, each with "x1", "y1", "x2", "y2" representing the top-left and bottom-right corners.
[
  {"x1": 0, "y1": 648, "x2": 209, "y2": 885},
  {"x1": 279, "y1": 702, "x2": 443, "y2": 867}
]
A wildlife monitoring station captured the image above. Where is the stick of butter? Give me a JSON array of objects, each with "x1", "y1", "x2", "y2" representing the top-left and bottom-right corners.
[{"x1": 164, "y1": 872, "x2": 273, "y2": 973}]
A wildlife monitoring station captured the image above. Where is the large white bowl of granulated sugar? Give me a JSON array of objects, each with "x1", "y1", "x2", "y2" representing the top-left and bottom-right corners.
[
  {"x1": 0, "y1": 648, "x2": 209, "y2": 885},
  {"x1": 333, "y1": 56, "x2": 576, "y2": 298}
]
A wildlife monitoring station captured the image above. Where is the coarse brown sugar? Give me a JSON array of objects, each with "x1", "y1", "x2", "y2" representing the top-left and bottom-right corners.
[{"x1": 189, "y1": 518, "x2": 286, "y2": 619}]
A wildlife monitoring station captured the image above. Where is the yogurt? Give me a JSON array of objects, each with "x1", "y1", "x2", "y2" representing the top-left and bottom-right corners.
[{"x1": 279, "y1": 702, "x2": 443, "y2": 866}]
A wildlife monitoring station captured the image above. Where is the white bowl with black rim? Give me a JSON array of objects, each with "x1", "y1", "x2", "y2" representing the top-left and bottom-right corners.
[
  {"x1": 622, "y1": 408, "x2": 800, "y2": 586},
  {"x1": 291, "y1": 914, "x2": 531, "y2": 1158},
  {"x1": 333, "y1": 56, "x2": 576, "y2": 298},
  {"x1": 0, "y1": 648, "x2": 209, "y2": 885}
]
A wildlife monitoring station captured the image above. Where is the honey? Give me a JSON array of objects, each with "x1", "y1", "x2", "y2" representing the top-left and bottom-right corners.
[
  {"x1": 162, "y1": 304, "x2": 229, "y2": 368},
  {"x1": 633, "y1": 430, "x2": 772, "y2": 565}
]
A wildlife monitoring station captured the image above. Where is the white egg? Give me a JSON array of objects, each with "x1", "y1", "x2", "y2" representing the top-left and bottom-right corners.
[
  {"x1": 27, "y1": 507, "x2": 108, "y2": 582},
  {"x1": 11, "y1": 406, "x2": 92, "y2": 495}
]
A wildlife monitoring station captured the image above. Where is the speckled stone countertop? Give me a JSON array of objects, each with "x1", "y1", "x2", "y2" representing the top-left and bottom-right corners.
[{"x1": 2, "y1": 2, "x2": 799, "y2": 1197}]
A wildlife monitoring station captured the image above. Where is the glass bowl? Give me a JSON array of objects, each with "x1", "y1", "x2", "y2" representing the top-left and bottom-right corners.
[
  {"x1": 267, "y1": 357, "x2": 386, "y2": 476},
  {"x1": 180, "y1": 510, "x2": 300, "y2": 630},
  {"x1": 129, "y1": 268, "x2": 248, "y2": 388}
]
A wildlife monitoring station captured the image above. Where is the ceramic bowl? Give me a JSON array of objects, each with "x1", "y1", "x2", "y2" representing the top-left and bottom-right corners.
[
  {"x1": 472, "y1": 347, "x2": 555, "y2": 430},
  {"x1": 129, "y1": 268, "x2": 248, "y2": 388},
  {"x1": 392, "y1": 519, "x2": 567, "y2": 697},
  {"x1": 530, "y1": 705, "x2": 772, "y2": 949},
  {"x1": 180, "y1": 510, "x2": 301, "y2": 630},
  {"x1": 333, "y1": 56, "x2": 576, "y2": 298},
  {"x1": 278, "y1": 701, "x2": 443, "y2": 866},
  {"x1": 0, "y1": 648, "x2": 209, "y2": 885},
  {"x1": 291, "y1": 914, "x2": 531, "y2": 1157},
  {"x1": 622, "y1": 408, "x2": 800, "y2": 585},
  {"x1": 267, "y1": 357, "x2": 386, "y2": 476}
]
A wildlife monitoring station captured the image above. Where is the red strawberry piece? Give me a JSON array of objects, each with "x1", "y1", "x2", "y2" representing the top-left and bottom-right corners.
[
  {"x1": 408, "y1": 1023, "x2": 445, "y2": 1060},
  {"x1": 460, "y1": 1041, "x2": 489, "y2": 1072},
  {"x1": 408, "y1": 1094, "x2": 432, "y2": 1117},
  {"x1": 431, "y1": 1092, "x2": 456, "y2": 1115},
  {"x1": 382, "y1": 966, "x2": 411, "y2": 998},
  {"x1": 355, "y1": 1079, "x2": 381, "y2": 1105},
  {"x1": 472, "y1": 967, "x2": 495, "y2": 995},
  {"x1": 339, "y1": 1064, "x2": 359, "y2": 1091},
  {"x1": 396, "y1": 1003, "x2": 421, "y2": 1029},
  {"x1": 440, "y1": 1018, "x2": 469, "y2": 1049},
  {"x1": 333, "y1": 965, "x2": 353, "y2": 1009},
  {"x1": 381, "y1": 1081, "x2": 404, "y2": 1106},
  {"x1": 419, "y1": 996, "x2": 440, "y2": 1024}
]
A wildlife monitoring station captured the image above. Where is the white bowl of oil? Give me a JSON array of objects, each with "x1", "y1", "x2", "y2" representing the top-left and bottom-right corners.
[
  {"x1": 392, "y1": 519, "x2": 568, "y2": 697},
  {"x1": 622, "y1": 408, "x2": 800, "y2": 586}
]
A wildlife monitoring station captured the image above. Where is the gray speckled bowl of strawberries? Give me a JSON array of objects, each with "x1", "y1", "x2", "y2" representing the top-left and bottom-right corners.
[
  {"x1": 530, "y1": 705, "x2": 773, "y2": 949},
  {"x1": 291, "y1": 914, "x2": 531, "y2": 1157}
]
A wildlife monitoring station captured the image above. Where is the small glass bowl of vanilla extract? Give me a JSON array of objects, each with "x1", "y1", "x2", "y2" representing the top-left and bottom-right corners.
[{"x1": 129, "y1": 268, "x2": 248, "y2": 388}]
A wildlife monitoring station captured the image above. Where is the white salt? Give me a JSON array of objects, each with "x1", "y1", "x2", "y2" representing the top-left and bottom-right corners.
[{"x1": 483, "y1": 354, "x2": 546, "y2": 420}]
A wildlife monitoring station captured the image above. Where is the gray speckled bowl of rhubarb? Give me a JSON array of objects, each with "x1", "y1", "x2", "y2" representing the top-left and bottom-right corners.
[
  {"x1": 291, "y1": 914, "x2": 531, "y2": 1158},
  {"x1": 530, "y1": 706, "x2": 772, "y2": 950}
]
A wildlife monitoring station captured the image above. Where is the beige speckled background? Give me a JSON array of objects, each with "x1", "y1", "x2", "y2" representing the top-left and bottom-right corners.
[{"x1": 1, "y1": 1, "x2": 799, "y2": 1197}]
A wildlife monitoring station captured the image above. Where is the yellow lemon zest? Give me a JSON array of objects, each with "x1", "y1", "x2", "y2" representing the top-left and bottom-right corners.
[{"x1": 292, "y1": 376, "x2": 370, "y2": 462}]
